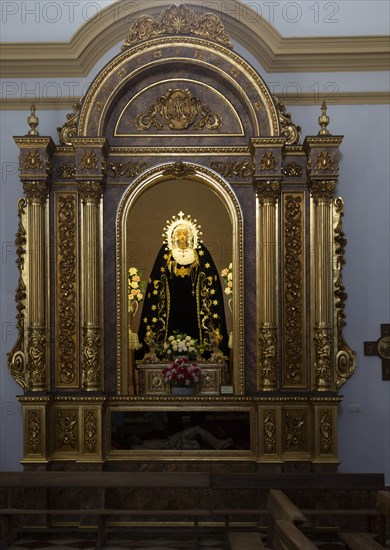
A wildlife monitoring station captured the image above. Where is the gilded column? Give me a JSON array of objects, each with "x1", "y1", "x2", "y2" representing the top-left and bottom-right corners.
[
  {"x1": 72, "y1": 139, "x2": 108, "y2": 391},
  {"x1": 14, "y1": 110, "x2": 55, "y2": 391},
  {"x1": 251, "y1": 138, "x2": 285, "y2": 391},
  {"x1": 305, "y1": 102, "x2": 343, "y2": 391},
  {"x1": 256, "y1": 182, "x2": 280, "y2": 390}
]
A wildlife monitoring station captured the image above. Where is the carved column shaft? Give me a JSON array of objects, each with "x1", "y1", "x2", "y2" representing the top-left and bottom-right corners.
[
  {"x1": 256, "y1": 182, "x2": 280, "y2": 391},
  {"x1": 80, "y1": 182, "x2": 103, "y2": 390},
  {"x1": 26, "y1": 187, "x2": 49, "y2": 390}
]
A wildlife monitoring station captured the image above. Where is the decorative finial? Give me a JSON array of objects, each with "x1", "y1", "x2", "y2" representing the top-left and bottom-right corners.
[
  {"x1": 27, "y1": 104, "x2": 39, "y2": 136},
  {"x1": 318, "y1": 100, "x2": 330, "y2": 135}
]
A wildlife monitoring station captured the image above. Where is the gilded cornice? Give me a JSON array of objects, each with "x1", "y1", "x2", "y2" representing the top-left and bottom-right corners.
[{"x1": 0, "y1": 0, "x2": 389, "y2": 78}]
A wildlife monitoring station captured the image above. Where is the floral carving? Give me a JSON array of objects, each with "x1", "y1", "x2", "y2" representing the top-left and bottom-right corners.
[
  {"x1": 24, "y1": 150, "x2": 43, "y2": 170},
  {"x1": 284, "y1": 410, "x2": 305, "y2": 450},
  {"x1": 320, "y1": 409, "x2": 333, "y2": 454},
  {"x1": 260, "y1": 152, "x2": 277, "y2": 172},
  {"x1": 84, "y1": 409, "x2": 97, "y2": 454},
  {"x1": 136, "y1": 89, "x2": 222, "y2": 131},
  {"x1": 210, "y1": 161, "x2": 254, "y2": 178},
  {"x1": 56, "y1": 411, "x2": 77, "y2": 448},
  {"x1": 122, "y1": 4, "x2": 232, "y2": 49},
  {"x1": 57, "y1": 195, "x2": 77, "y2": 386},
  {"x1": 284, "y1": 195, "x2": 304, "y2": 385},
  {"x1": 264, "y1": 410, "x2": 277, "y2": 453},
  {"x1": 80, "y1": 151, "x2": 98, "y2": 170},
  {"x1": 28, "y1": 410, "x2": 41, "y2": 453}
]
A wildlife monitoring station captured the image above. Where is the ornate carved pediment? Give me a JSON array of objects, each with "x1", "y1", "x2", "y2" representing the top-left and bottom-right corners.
[{"x1": 122, "y1": 4, "x2": 232, "y2": 49}]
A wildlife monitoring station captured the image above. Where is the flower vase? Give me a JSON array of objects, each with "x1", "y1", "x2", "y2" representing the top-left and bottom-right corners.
[{"x1": 171, "y1": 386, "x2": 195, "y2": 396}]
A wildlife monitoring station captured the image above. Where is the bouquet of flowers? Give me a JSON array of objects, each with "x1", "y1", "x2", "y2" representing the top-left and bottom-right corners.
[
  {"x1": 162, "y1": 357, "x2": 200, "y2": 387},
  {"x1": 221, "y1": 262, "x2": 233, "y2": 295},
  {"x1": 128, "y1": 267, "x2": 145, "y2": 305},
  {"x1": 163, "y1": 331, "x2": 201, "y2": 359}
]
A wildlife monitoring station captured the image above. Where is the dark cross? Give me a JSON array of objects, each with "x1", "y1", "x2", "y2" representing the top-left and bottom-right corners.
[{"x1": 364, "y1": 324, "x2": 390, "y2": 381}]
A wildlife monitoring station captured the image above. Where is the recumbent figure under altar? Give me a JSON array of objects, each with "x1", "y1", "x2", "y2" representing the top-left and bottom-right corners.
[{"x1": 132, "y1": 212, "x2": 231, "y2": 395}]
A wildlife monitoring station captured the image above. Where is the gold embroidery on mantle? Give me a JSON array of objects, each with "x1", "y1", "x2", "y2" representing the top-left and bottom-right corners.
[
  {"x1": 122, "y1": 4, "x2": 232, "y2": 50},
  {"x1": 135, "y1": 89, "x2": 222, "y2": 131}
]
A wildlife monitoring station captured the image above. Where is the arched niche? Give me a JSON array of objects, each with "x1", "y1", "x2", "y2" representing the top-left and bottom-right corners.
[{"x1": 116, "y1": 163, "x2": 244, "y2": 394}]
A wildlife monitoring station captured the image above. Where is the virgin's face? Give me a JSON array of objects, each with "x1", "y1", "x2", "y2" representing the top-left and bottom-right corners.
[{"x1": 176, "y1": 228, "x2": 189, "y2": 247}]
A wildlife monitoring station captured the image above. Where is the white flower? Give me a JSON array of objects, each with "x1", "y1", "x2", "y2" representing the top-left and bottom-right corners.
[
  {"x1": 225, "y1": 287, "x2": 232, "y2": 295},
  {"x1": 227, "y1": 272, "x2": 233, "y2": 280},
  {"x1": 129, "y1": 267, "x2": 137, "y2": 276},
  {"x1": 137, "y1": 293, "x2": 143, "y2": 301}
]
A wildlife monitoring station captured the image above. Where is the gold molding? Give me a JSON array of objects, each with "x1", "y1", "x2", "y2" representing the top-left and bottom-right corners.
[
  {"x1": 2, "y1": 92, "x2": 388, "y2": 112},
  {"x1": 1, "y1": 1, "x2": 388, "y2": 77}
]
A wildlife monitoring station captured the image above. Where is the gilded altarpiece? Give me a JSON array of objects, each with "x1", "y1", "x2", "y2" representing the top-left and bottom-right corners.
[{"x1": 8, "y1": 4, "x2": 355, "y2": 470}]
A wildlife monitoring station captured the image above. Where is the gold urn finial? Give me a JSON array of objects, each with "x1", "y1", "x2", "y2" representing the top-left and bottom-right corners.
[
  {"x1": 27, "y1": 104, "x2": 39, "y2": 136},
  {"x1": 318, "y1": 100, "x2": 330, "y2": 135}
]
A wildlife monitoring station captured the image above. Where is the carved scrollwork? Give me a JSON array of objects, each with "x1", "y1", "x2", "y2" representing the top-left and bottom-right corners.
[
  {"x1": 275, "y1": 99, "x2": 301, "y2": 145},
  {"x1": 334, "y1": 198, "x2": 356, "y2": 388},
  {"x1": 264, "y1": 409, "x2": 277, "y2": 453},
  {"x1": 284, "y1": 195, "x2": 304, "y2": 386},
  {"x1": 316, "y1": 151, "x2": 336, "y2": 171},
  {"x1": 56, "y1": 164, "x2": 76, "y2": 179},
  {"x1": 122, "y1": 4, "x2": 232, "y2": 49},
  {"x1": 57, "y1": 102, "x2": 81, "y2": 146},
  {"x1": 107, "y1": 161, "x2": 148, "y2": 178},
  {"x1": 319, "y1": 409, "x2": 333, "y2": 454},
  {"x1": 283, "y1": 162, "x2": 303, "y2": 177},
  {"x1": 284, "y1": 410, "x2": 305, "y2": 450},
  {"x1": 8, "y1": 199, "x2": 28, "y2": 389},
  {"x1": 56, "y1": 411, "x2": 77, "y2": 448},
  {"x1": 24, "y1": 150, "x2": 43, "y2": 170},
  {"x1": 28, "y1": 410, "x2": 41, "y2": 453},
  {"x1": 80, "y1": 151, "x2": 98, "y2": 170},
  {"x1": 136, "y1": 88, "x2": 222, "y2": 131},
  {"x1": 162, "y1": 162, "x2": 196, "y2": 179},
  {"x1": 260, "y1": 152, "x2": 277, "y2": 171},
  {"x1": 57, "y1": 195, "x2": 77, "y2": 386},
  {"x1": 209, "y1": 161, "x2": 254, "y2": 178},
  {"x1": 84, "y1": 409, "x2": 97, "y2": 453}
]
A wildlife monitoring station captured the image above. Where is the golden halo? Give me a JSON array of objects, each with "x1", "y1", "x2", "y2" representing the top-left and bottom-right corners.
[{"x1": 163, "y1": 211, "x2": 202, "y2": 250}]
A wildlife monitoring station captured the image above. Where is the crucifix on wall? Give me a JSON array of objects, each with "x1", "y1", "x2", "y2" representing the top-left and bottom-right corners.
[{"x1": 364, "y1": 324, "x2": 390, "y2": 380}]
